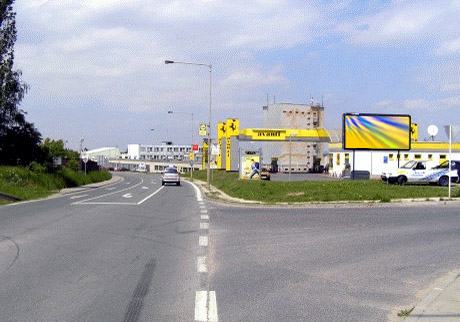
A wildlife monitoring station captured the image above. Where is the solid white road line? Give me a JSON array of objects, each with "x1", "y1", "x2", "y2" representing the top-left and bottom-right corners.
[
  {"x1": 137, "y1": 186, "x2": 164, "y2": 205},
  {"x1": 185, "y1": 180, "x2": 203, "y2": 202},
  {"x1": 197, "y1": 257, "x2": 207, "y2": 273},
  {"x1": 195, "y1": 291, "x2": 207, "y2": 321},
  {"x1": 73, "y1": 202, "x2": 138, "y2": 206},
  {"x1": 208, "y1": 291, "x2": 219, "y2": 322},
  {"x1": 199, "y1": 236, "x2": 208, "y2": 246},
  {"x1": 201, "y1": 215, "x2": 209, "y2": 220},
  {"x1": 200, "y1": 222, "x2": 209, "y2": 230}
]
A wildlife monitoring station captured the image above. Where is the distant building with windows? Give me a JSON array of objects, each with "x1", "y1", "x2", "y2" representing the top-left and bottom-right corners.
[
  {"x1": 125, "y1": 142, "x2": 203, "y2": 162},
  {"x1": 262, "y1": 102, "x2": 325, "y2": 172}
]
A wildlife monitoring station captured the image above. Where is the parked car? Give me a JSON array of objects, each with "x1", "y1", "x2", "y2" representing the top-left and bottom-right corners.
[
  {"x1": 381, "y1": 160, "x2": 459, "y2": 186},
  {"x1": 162, "y1": 167, "x2": 180, "y2": 186},
  {"x1": 260, "y1": 167, "x2": 271, "y2": 180}
]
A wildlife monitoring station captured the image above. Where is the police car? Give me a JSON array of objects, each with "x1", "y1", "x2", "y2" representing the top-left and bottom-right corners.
[{"x1": 381, "y1": 160, "x2": 460, "y2": 186}]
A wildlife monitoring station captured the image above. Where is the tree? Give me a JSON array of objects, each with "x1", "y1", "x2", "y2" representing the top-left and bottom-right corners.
[{"x1": 0, "y1": 0, "x2": 41, "y2": 165}]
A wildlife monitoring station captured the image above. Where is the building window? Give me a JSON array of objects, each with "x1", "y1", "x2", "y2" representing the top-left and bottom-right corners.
[
  {"x1": 414, "y1": 154, "x2": 421, "y2": 160},
  {"x1": 389, "y1": 154, "x2": 394, "y2": 161},
  {"x1": 440, "y1": 154, "x2": 447, "y2": 163},
  {"x1": 428, "y1": 154, "x2": 433, "y2": 160},
  {"x1": 404, "y1": 154, "x2": 409, "y2": 160},
  {"x1": 336, "y1": 153, "x2": 340, "y2": 165}
]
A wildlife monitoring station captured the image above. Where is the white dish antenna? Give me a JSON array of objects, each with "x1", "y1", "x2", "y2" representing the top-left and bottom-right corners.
[{"x1": 427, "y1": 124, "x2": 438, "y2": 140}]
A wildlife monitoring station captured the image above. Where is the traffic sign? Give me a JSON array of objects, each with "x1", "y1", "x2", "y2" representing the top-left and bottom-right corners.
[{"x1": 199, "y1": 123, "x2": 207, "y2": 136}]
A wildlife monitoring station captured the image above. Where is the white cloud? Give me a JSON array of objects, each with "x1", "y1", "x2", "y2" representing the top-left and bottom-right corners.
[
  {"x1": 339, "y1": 1, "x2": 459, "y2": 47},
  {"x1": 437, "y1": 38, "x2": 460, "y2": 56},
  {"x1": 221, "y1": 66, "x2": 288, "y2": 87}
]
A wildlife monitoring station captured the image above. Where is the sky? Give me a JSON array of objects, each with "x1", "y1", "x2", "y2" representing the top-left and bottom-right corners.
[{"x1": 13, "y1": 0, "x2": 460, "y2": 151}]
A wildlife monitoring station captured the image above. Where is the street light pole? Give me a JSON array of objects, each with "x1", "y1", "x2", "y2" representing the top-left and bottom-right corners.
[
  {"x1": 168, "y1": 110, "x2": 194, "y2": 181},
  {"x1": 165, "y1": 60, "x2": 212, "y2": 190}
]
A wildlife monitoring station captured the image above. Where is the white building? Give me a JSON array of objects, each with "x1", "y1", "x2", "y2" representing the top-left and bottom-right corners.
[
  {"x1": 328, "y1": 141, "x2": 460, "y2": 178},
  {"x1": 126, "y1": 142, "x2": 203, "y2": 162}
]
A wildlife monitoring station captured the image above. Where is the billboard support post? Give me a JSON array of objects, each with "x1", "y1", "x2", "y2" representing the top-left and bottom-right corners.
[{"x1": 352, "y1": 150, "x2": 355, "y2": 180}]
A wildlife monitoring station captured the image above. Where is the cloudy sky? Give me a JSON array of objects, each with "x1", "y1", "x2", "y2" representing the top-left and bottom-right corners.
[{"x1": 14, "y1": 0, "x2": 460, "y2": 151}]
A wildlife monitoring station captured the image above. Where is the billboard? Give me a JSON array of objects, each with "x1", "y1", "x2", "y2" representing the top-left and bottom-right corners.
[{"x1": 343, "y1": 113, "x2": 411, "y2": 150}]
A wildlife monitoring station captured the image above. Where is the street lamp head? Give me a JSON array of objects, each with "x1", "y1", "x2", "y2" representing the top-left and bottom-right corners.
[
  {"x1": 168, "y1": 111, "x2": 173, "y2": 114},
  {"x1": 150, "y1": 128, "x2": 155, "y2": 131},
  {"x1": 165, "y1": 60, "x2": 175, "y2": 64}
]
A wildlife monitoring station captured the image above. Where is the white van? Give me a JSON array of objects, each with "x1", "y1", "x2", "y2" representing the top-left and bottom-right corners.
[{"x1": 381, "y1": 160, "x2": 459, "y2": 186}]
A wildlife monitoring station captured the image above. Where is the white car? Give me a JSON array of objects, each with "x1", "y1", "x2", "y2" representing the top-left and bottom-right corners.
[
  {"x1": 381, "y1": 160, "x2": 459, "y2": 186},
  {"x1": 161, "y1": 167, "x2": 181, "y2": 186}
]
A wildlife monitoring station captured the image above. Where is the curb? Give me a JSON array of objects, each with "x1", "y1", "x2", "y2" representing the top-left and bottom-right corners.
[
  {"x1": 403, "y1": 270, "x2": 460, "y2": 322},
  {"x1": 183, "y1": 179, "x2": 460, "y2": 207}
]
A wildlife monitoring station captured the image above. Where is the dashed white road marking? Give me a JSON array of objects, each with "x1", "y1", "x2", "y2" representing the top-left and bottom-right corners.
[
  {"x1": 69, "y1": 194, "x2": 89, "y2": 200},
  {"x1": 199, "y1": 236, "x2": 208, "y2": 246},
  {"x1": 194, "y1": 291, "x2": 218, "y2": 322},
  {"x1": 72, "y1": 178, "x2": 144, "y2": 205},
  {"x1": 106, "y1": 187, "x2": 117, "y2": 191},
  {"x1": 208, "y1": 291, "x2": 218, "y2": 322},
  {"x1": 195, "y1": 291, "x2": 207, "y2": 321},
  {"x1": 197, "y1": 257, "x2": 207, "y2": 273},
  {"x1": 201, "y1": 215, "x2": 209, "y2": 220},
  {"x1": 200, "y1": 209, "x2": 208, "y2": 214},
  {"x1": 122, "y1": 193, "x2": 133, "y2": 198},
  {"x1": 141, "y1": 186, "x2": 149, "y2": 190},
  {"x1": 199, "y1": 205, "x2": 206, "y2": 209},
  {"x1": 200, "y1": 223, "x2": 209, "y2": 230}
]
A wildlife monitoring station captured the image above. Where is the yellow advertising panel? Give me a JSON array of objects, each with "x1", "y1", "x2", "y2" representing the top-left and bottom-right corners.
[
  {"x1": 226, "y1": 118, "x2": 239, "y2": 136},
  {"x1": 225, "y1": 137, "x2": 231, "y2": 171},
  {"x1": 411, "y1": 123, "x2": 418, "y2": 142},
  {"x1": 225, "y1": 119, "x2": 239, "y2": 171},
  {"x1": 343, "y1": 114, "x2": 411, "y2": 150},
  {"x1": 202, "y1": 140, "x2": 208, "y2": 169},
  {"x1": 217, "y1": 122, "x2": 226, "y2": 169},
  {"x1": 240, "y1": 155, "x2": 260, "y2": 180}
]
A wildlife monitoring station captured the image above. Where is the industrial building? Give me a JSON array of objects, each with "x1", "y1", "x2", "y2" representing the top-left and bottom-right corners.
[
  {"x1": 126, "y1": 142, "x2": 203, "y2": 162},
  {"x1": 328, "y1": 141, "x2": 460, "y2": 178},
  {"x1": 262, "y1": 102, "x2": 325, "y2": 172}
]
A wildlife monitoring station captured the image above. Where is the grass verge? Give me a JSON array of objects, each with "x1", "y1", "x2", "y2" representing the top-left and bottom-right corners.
[
  {"x1": 186, "y1": 170, "x2": 460, "y2": 203},
  {"x1": 0, "y1": 166, "x2": 112, "y2": 203}
]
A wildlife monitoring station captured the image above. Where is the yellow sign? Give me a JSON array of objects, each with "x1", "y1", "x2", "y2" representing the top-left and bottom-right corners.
[
  {"x1": 411, "y1": 123, "x2": 418, "y2": 142},
  {"x1": 226, "y1": 118, "x2": 239, "y2": 136},
  {"x1": 199, "y1": 123, "x2": 207, "y2": 136},
  {"x1": 189, "y1": 152, "x2": 194, "y2": 161}
]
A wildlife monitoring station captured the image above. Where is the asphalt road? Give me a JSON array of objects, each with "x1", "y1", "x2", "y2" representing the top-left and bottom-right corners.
[
  {"x1": 207, "y1": 202, "x2": 460, "y2": 322},
  {"x1": 0, "y1": 172, "x2": 207, "y2": 322},
  {"x1": 1, "y1": 173, "x2": 459, "y2": 322}
]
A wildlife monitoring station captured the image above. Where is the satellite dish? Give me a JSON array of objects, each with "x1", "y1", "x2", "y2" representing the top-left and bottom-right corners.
[{"x1": 428, "y1": 125, "x2": 438, "y2": 136}]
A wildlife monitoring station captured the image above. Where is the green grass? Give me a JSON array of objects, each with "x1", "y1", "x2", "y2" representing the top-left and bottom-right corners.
[
  {"x1": 0, "y1": 166, "x2": 112, "y2": 203},
  {"x1": 397, "y1": 306, "x2": 415, "y2": 317},
  {"x1": 185, "y1": 170, "x2": 460, "y2": 203}
]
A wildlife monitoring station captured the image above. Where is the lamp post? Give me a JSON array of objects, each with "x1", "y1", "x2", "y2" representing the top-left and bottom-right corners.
[
  {"x1": 165, "y1": 60, "x2": 212, "y2": 189},
  {"x1": 168, "y1": 110, "x2": 194, "y2": 180}
]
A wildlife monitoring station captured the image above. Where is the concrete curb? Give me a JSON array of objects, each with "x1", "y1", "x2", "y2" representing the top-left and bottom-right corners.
[
  {"x1": 403, "y1": 270, "x2": 460, "y2": 321},
  {"x1": 184, "y1": 178, "x2": 460, "y2": 207}
]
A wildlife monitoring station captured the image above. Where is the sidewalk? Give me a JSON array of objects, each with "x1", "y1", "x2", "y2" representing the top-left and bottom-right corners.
[{"x1": 398, "y1": 270, "x2": 460, "y2": 322}]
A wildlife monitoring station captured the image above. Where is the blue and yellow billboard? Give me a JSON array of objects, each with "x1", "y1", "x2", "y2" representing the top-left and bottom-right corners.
[{"x1": 343, "y1": 113, "x2": 411, "y2": 150}]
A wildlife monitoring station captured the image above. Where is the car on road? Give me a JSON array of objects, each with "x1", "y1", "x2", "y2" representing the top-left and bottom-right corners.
[
  {"x1": 260, "y1": 167, "x2": 271, "y2": 180},
  {"x1": 162, "y1": 167, "x2": 180, "y2": 186},
  {"x1": 381, "y1": 160, "x2": 459, "y2": 186}
]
